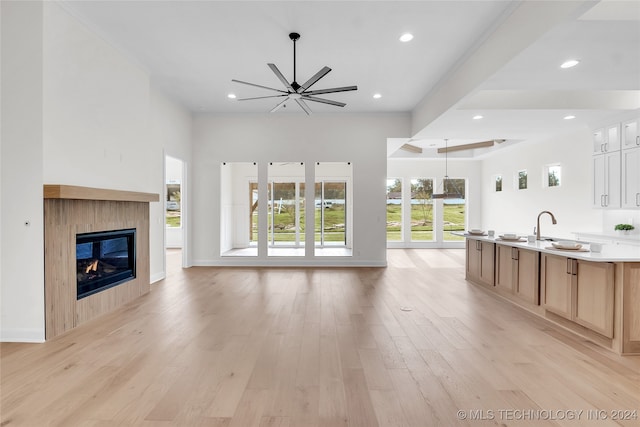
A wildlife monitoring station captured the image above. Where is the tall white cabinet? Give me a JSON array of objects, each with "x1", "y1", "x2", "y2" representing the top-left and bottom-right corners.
[
  {"x1": 621, "y1": 118, "x2": 640, "y2": 208},
  {"x1": 592, "y1": 124, "x2": 621, "y2": 208}
]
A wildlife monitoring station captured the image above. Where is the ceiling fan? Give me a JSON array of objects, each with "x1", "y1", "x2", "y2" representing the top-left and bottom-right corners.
[{"x1": 232, "y1": 32, "x2": 357, "y2": 115}]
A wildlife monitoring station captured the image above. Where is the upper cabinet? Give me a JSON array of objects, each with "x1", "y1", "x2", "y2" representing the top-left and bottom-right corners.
[
  {"x1": 622, "y1": 118, "x2": 640, "y2": 150},
  {"x1": 592, "y1": 151, "x2": 621, "y2": 208},
  {"x1": 592, "y1": 123, "x2": 621, "y2": 154},
  {"x1": 622, "y1": 147, "x2": 640, "y2": 209}
]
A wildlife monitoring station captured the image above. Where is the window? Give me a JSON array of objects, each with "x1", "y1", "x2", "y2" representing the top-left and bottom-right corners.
[
  {"x1": 545, "y1": 164, "x2": 561, "y2": 188},
  {"x1": 494, "y1": 175, "x2": 503, "y2": 192},
  {"x1": 517, "y1": 170, "x2": 528, "y2": 190},
  {"x1": 442, "y1": 178, "x2": 466, "y2": 241},
  {"x1": 410, "y1": 178, "x2": 434, "y2": 241},
  {"x1": 386, "y1": 178, "x2": 402, "y2": 241},
  {"x1": 166, "y1": 180, "x2": 181, "y2": 227}
]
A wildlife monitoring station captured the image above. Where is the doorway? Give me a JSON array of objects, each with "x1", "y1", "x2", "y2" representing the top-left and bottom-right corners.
[{"x1": 165, "y1": 155, "x2": 186, "y2": 273}]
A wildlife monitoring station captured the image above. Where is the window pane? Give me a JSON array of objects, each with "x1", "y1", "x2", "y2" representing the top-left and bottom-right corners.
[
  {"x1": 495, "y1": 175, "x2": 502, "y2": 192},
  {"x1": 386, "y1": 178, "x2": 402, "y2": 241},
  {"x1": 548, "y1": 166, "x2": 561, "y2": 187},
  {"x1": 410, "y1": 178, "x2": 433, "y2": 241},
  {"x1": 518, "y1": 170, "x2": 528, "y2": 190},
  {"x1": 166, "y1": 181, "x2": 181, "y2": 227},
  {"x1": 442, "y1": 178, "x2": 466, "y2": 241}
]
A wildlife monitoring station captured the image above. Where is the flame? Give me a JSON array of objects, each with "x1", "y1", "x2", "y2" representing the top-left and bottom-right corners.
[{"x1": 85, "y1": 260, "x2": 98, "y2": 274}]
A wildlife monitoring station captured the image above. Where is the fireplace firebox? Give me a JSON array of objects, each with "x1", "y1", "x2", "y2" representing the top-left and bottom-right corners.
[{"x1": 76, "y1": 229, "x2": 136, "y2": 299}]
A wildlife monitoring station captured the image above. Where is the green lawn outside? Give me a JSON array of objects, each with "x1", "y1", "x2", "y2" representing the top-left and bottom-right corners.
[{"x1": 386, "y1": 203, "x2": 465, "y2": 241}]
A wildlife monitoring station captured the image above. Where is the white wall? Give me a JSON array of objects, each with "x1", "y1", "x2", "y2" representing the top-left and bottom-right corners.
[
  {"x1": 192, "y1": 113, "x2": 410, "y2": 266},
  {"x1": 387, "y1": 158, "x2": 482, "y2": 247},
  {"x1": 1, "y1": 1, "x2": 46, "y2": 342},
  {"x1": 480, "y1": 129, "x2": 602, "y2": 239},
  {"x1": 150, "y1": 89, "x2": 192, "y2": 274},
  {"x1": 1, "y1": 2, "x2": 192, "y2": 341}
]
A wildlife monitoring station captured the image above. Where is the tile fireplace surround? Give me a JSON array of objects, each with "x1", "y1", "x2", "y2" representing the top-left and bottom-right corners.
[{"x1": 43, "y1": 185, "x2": 159, "y2": 340}]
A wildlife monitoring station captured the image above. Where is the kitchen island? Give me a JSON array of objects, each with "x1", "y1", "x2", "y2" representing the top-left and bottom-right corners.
[{"x1": 463, "y1": 234, "x2": 640, "y2": 355}]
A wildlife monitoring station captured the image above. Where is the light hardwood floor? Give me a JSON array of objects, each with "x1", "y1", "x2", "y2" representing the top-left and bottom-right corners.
[{"x1": 2, "y1": 249, "x2": 639, "y2": 426}]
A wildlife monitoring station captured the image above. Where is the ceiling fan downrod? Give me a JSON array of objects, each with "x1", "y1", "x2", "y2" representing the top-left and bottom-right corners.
[{"x1": 289, "y1": 32, "x2": 301, "y2": 91}]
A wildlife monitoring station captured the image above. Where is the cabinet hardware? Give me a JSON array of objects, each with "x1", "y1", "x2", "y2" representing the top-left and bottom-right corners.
[
  {"x1": 600, "y1": 143, "x2": 605, "y2": 152},
  {"x1": 636, "y1": 193, "x2": 639, "y2": 206},
  {"x1": 601, "y1": 194, "x2": 606, "y2": 207},
  {"x1": 571, "y1": 259, "x2": 578, "y2": 276},
  {"x1": 566, "y1": 258, "x2": 572, "y2": 275},
  {"x1": 637, "y1": 135, "x2": 639, "y2": 146}
]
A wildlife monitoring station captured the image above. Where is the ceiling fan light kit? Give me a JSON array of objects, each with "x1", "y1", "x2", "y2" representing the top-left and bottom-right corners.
[{"x1": 232, "y1": 32, "x2": 357, "y2": 115}]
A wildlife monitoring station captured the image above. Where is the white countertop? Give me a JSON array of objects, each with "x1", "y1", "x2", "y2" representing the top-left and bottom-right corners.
[{"x1": 463, "y1": 234, "x2": 640, "y2": 262}]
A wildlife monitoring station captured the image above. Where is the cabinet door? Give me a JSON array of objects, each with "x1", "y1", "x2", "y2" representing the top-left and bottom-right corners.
[
  {"x1": 495, "y1": 245, "x2": 514, "y2": 292},
  {"x1": 593, "y1": 128, "x2": 605, "y2": 154},
  {"x1": 573, "y1": 261, "x2": 614, "y2": 338},
  {"x1": 605, "y1": 151, "x2": 621, "y2": 208},
  {"x1": 592, "y1": 154, "x2": 606, "y2": 207},
  {"x1": 606, "y1": 123, "x2": 621, "y2": 152},
  {"x1": 541, "y1": 254, "x2": 572, "y2": 319},
  {"x1": 622, "y1": 147, "x2": 640, "y2": 208},
  {"x1": 479, "y1": 241, "x2": 495, "y2": 287},
  {"x1": 622, "y1": 119, "x2": 639, "y2": 149},
  {"x1": 516, "y1": 248, "x2": 540, "y2": 305},
  {"x1": 466, "y1": 240, "x2": 480, "y2": 281}
]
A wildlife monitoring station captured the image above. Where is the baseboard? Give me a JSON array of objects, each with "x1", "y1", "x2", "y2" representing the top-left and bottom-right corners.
[
  {"x1": 191, "y1": 259, "x2": 387, "y2": 268},
  {"x1": 150, "y1": 271, "x2": 166, "y2": 283},
  {"x1": 1, "y1": 328, "x2": 46, "y2": 343}
]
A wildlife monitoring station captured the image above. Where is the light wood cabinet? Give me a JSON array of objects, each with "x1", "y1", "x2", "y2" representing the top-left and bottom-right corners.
[
  {"x1": 592, "y1": 151, "x2": 621, "y2": 208},
  {"x1": 466, "y1": 239, "x2": 495, "y2": 287},
  {"x1": 495, "y1": 244, "x2": 539, "y2": 304},
  {"x1": 622, "y1": 146, "x2": 640, "y2": 208},
  {"x1": 622, "y1": 118, "x2": 639, "y2": 150},
  {"x1": 574, "y1": 260, "x2": 614, "y2": 337},
  {"x1": 541, "y1": 253, "x2": 614, "y2": 338}
]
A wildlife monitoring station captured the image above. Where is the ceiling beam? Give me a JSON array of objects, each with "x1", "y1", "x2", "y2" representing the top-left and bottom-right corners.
[
  {"x1": 400, "y1": 143, "x2": 423, "y2": 154},
  {"x1": 437, "y1": 140, "x2": 494, "y2": 153}
]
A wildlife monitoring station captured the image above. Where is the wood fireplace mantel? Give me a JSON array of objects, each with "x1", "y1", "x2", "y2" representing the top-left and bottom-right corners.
[{"x1": 44, "y1": 185, "x2": 159, "y2": 203}]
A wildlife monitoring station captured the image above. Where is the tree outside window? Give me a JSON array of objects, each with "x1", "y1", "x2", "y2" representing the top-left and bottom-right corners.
[{"x1": 547, "y1": 165, "x2": 561, "y2": 187}]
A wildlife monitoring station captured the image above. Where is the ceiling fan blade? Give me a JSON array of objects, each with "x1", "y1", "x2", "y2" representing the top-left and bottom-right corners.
[
  {"x1": 270, "y1": 96, "x2": 290, "y2": 113},
  {"x1": 237, "y1": 94, "x2": 288, "y2": 101},
  {"x1": 300, "y1": 66, "x2": 331, "y2": 91},
  {"x1": 267, "y1": 63, "x2": 295, "y2": 92},
  {"x1": 295, "y1": 98, "x2": 312, "y2": 115},
  {"x1": 303, "y1": 85, "x2": 358, "y2": 96},
  {"x1": 231, "y1": 79, "x2": 288, "y2": 94},
  {"x1": 302, "y1": 95, "x2": 346, "y2": 108}
]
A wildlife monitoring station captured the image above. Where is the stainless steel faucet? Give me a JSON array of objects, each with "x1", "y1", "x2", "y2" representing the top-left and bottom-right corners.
[{"x1": 536, "y1": 211, "x2": 557, "y2": 240}]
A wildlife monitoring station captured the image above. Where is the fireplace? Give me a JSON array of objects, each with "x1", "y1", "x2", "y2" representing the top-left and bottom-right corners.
[{"x1": 76, "y1": 229, "x2": 136, "y2": 299}]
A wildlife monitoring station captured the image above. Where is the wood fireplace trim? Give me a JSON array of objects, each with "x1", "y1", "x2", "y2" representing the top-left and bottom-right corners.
[{"x1": 44, "y1": 184, "x2": 159, "y2": 203}]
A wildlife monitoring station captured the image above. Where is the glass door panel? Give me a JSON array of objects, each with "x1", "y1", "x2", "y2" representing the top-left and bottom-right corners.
[
  {"x1": 410, "y1": 178, "x2": 434, "y2": 241},
  {"x1": 442, "y1": 178, "x2": 466, "y2": 241},
  {"x1": 386, "y1": 178, "x2": 402, "y2": 241}
]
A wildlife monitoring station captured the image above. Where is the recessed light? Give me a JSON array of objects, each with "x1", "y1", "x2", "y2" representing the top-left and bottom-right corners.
[
  {"x1": 473, "y1": 115, "x2": 483, "y2": 120},
  {"x1": 399, "y1": 33, "x2": 414, "y2": 42},
  {"x1": 564, "y1": 115, "x2": 576, "y2": 120},
  {"x1": 560, "y1": 59, "x2": 580, "y2": 69},
  {"x1": 227, "y1": 93, "x2": 237, "y2": 99},
  {"x1": 373, "y1": 93, "x2": 382, "y2": 99}
]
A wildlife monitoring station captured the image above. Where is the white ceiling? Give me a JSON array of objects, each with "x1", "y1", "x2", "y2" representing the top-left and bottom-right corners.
[{"x1": 60, "y1": 0, "x2": 640, "y2": 156}]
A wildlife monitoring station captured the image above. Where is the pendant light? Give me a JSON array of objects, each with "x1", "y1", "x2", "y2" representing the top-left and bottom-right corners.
[{"x1": 432, "y1": 139, "x2": 463, "y2": 199}]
